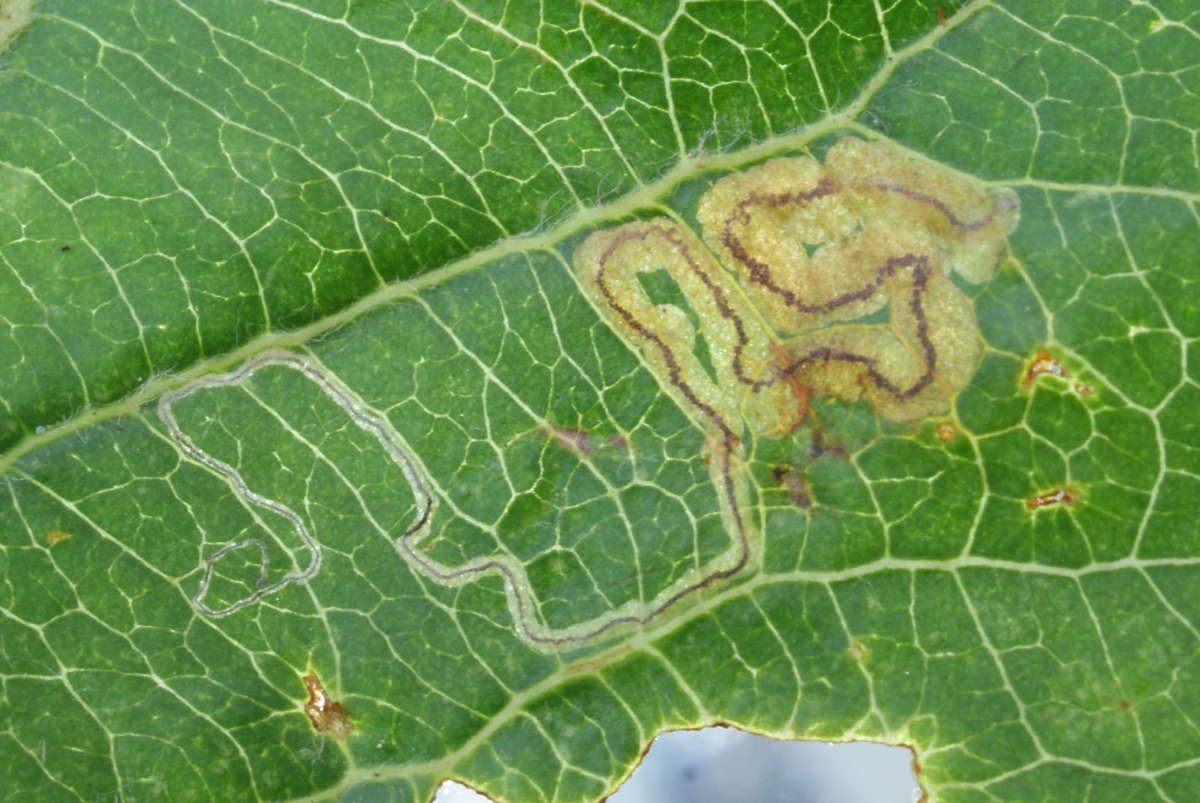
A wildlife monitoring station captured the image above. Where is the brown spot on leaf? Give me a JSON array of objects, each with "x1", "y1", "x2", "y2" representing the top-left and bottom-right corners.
[
  {"x1": 1022, "y1": 350, "x2": 1068, "y2": 387},
  {"x1": 808, "y1": 429, "x2": 848, "y2": 460},
  {"x1": 1026, "y1": 486, "x2": 1081, "y2": 511},
  {"x1": 848, "y1": 641, "x2": 868, "y2": 662},
  {"x1": 46, "y1": 530, "x2": 71, "y2": 547},
  {"x1": 303, "y1": 673, "x2": 353, "y2": 739},
  {"x1": 934, "y1": 421, "x2": 956, "y2": 442},
  {"x1": 1074, "y1": 381, "x2": 1095, "y2": 398},
  {"x1": 772, "y1": 464, "x2": 811, "y2": 509},
  {"x1": 546, "y1": 426, "x2": 593, "y2": 456}
]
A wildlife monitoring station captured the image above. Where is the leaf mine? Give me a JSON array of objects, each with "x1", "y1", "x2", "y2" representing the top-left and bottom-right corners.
[
  {"x1": 160, "y1": 137, "x2": 1018, "y2": 653},
  {"x1": 572, "y1": 136, "x2": 1017, "y2": 626}
]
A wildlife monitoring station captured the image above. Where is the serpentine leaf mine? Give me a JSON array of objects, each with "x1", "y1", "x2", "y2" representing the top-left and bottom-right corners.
[{"x1": 162, "y1": 137, "x2": 1018, "y2": 652}]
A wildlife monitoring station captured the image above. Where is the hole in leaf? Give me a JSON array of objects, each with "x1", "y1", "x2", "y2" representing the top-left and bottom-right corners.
[{"x1": 432, "y1": 727, "x2": 920, "y2": 802}]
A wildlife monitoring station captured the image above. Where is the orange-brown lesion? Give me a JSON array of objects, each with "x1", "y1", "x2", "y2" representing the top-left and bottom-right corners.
[
  {"x1": 45, "y1": 530, "x2": 71, "y2": 546},
  {"x1": 769, "y1": 341, "x2": 811, "y2": 435},
  {"x1": 303, "y1": 673, "x2": 353, "y2": 739},
  {"x1": 1022, "y1": 350, "x2": 1069, "y2": 387},
  {"x1": 934, "y1": 421, "x2": 957, "y2": 442},
  {"x1": 1025, "y1": 486, "x2": 1081, "y2": 511}
]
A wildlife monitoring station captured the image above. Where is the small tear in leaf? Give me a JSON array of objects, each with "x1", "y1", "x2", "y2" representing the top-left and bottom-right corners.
[{"x1": 303, "y1": 673, "x2": 353, "y2": 739}]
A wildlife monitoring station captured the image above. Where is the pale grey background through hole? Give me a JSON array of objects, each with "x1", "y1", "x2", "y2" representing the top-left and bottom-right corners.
[{"x1": 433, "y1": 727, "x2": 919, "y2": 802}]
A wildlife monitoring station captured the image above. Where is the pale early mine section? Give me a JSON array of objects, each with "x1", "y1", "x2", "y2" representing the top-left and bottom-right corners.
[{"x1": 574, "y1": 136, "x2": 1018, "y2": 618}]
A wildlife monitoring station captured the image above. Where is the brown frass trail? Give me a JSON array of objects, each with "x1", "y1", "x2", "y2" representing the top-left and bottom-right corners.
[
  {"x1": 575, "y1": 136, "x2": 1017, "y2": 445},
  {"x1": 698, "y1": 136, "x2": 1018, "y2": 424}
]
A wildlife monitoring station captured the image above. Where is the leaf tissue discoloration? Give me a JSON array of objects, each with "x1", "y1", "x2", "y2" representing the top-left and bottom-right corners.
[
  {"x1": 0, "y1": 1, "x2": 1190, "y2": 799},
  {"x1": 303, "y1": 673, "x2": 353, "y2": 740},
  {"x1": 44, "y1": 528, "x2": 70, "y2": 546},
  {"x1": 569, "y1": 135, "x2": 1018, "y2": 647},
  {"x1": 577, "y1": 137, "x2": 1019, "y2": 439},
  {"x1": 0, "y1": 0, "x2": 33, "y2": 55}
]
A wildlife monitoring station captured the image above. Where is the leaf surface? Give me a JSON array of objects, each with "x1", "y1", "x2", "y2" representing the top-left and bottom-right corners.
[{"x1": 1, "y1": 1, "x2": 1198, "y2": 800}]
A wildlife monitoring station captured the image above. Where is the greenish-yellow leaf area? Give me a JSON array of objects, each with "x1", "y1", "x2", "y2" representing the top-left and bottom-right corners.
[
  {"x1": 1, "y1": 1, "x2": 1198, "y2": 802},
  {"x1": 0, "y1": 0, "x2": 32, "y2": 54}
]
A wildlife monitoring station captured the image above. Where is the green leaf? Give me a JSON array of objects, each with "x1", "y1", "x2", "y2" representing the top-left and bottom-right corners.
[{"x1": 2, "y1": 1, "x2": 1198, "y2": 801}]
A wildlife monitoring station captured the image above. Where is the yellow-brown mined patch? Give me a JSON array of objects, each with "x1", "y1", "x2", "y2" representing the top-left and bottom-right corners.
[
  {"x1": 571, "y1": 137, "x2": 1017, "y2": 626},
  {"x1": 1026, "y1": 486, "x2": 1081, "y2": 511},
  {"x1": 934, "y1": 421, "x2": 957, "y2": 442},
  {"x1": 1022, "y1": 350, "x2": 1068, "y2": 386},
  {"x1": 302, "y1": 673, "x2": 353, "y2": 739},
  {"x1": 0, "y1": 0, "x2": 33, "y2": 55},
  {"x1": 45, "y1": 530, "x2": 71, "y2": 547},
  {"x1": 848, "y1": 641, "x2": 868, "y2": 662},
  {"x1": 576, "y1": 136, "x2": 1017, "y2": 435},
  {"x1": 572, "y1": 219, "x2": 789, "y2": 437}
]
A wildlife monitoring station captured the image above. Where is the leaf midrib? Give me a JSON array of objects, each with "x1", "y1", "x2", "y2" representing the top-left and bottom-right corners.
[{"x1": 0, "y1": 1, "x2": 976, "y2": 471}]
